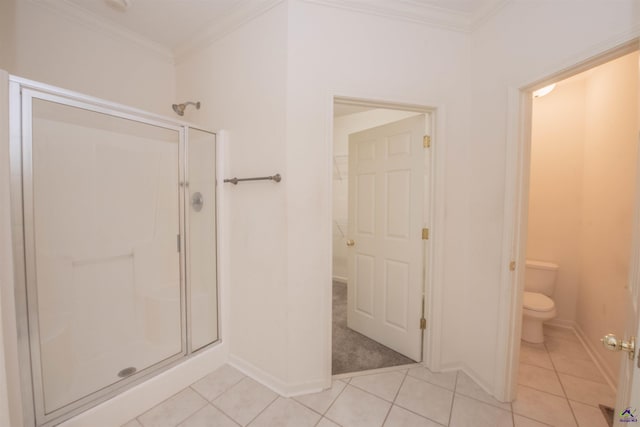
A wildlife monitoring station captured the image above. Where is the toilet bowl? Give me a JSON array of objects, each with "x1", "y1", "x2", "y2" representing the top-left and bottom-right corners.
[
  {"x1": 521, "y1": 291, "x2": 556, "y2": 343},
  {"x1": 521, "y1": 260, "x2": 559, "y2": 344}
]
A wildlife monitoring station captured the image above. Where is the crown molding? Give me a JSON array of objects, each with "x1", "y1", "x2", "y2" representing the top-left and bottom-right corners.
[
  {"x1": 302, "y1": 0, "x2": 514, "y2": 33},
  {"x1": 29, "y1": 0, "x2": 175, "y2": 63},
  {"x1": 468, "y1": 0, "x2": 512, "y2": 32},
  {"x1": 302, "y1": 0, "x2": 472, "y2": 33},
  {"x1": 173, "y1": 0, "x2": 284, "y2": 63}
]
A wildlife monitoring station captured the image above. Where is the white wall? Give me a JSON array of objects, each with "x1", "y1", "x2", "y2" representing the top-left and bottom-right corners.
[
  {"x1": 285, "y1": 0, "x2": 472, "y2": 388},
  {"x1": 470, "y1": 0, "x2": 639, "y2": 394},
  {"x1": 0, "y1": 0, "x2": 16, "y2": 72},
  {"x1": 578, "y1": 52, "x2": 639, "y2": 384},
  {"x1": 528, "y1": 76, "x2": 587, "y2": 325},
  {"x1": 11, "y1": 0, "x2": 176, "y2": 115},
  {"x1": 332, "y1": 109, "x2": 422, "y2": 280},
  {"x1": 176, "y1": 2, "x2": 291, "y2": 391}
]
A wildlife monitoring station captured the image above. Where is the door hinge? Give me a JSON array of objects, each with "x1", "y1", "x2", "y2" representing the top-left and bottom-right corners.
[
  {"x1": 420, "y1": 318, "x2": 427, "y2": 330},
  {"x1": 509, "y1": 261, "x2": 516, "y2": 271},
  {"x1": 422, "y1": 228, "x2": 429, "y2": 240},
  {"x1": 423, "y1": 135, "x2": 431, "y2": 148},
  {"x1": 177, "y1": 234, "x2": 181, "y2": 252}
]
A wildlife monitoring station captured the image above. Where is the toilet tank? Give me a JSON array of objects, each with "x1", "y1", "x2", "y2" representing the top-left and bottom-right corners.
[{"x1": 525, "y1": 260, "x2": 559, "y2": 296}]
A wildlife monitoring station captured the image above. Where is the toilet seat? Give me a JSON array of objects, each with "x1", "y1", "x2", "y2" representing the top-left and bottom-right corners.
[{"x1": 523, "y1": 291, "x2": 554, "y2": 312}]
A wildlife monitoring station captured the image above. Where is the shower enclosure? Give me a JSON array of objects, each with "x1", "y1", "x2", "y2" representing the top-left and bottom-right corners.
[{"x1": 9, "y1": 77, "x2": 219, "y2": 427}]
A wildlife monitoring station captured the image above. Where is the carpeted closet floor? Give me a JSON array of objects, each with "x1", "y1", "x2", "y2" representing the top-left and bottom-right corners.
[{"x1": 332, "y1": 281, "x2": 415, "y2": 375}]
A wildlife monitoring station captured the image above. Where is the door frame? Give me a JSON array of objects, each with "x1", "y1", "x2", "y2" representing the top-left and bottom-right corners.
[
  {"x1": 328, "y1": 94, "x2": 445, "y2": 375},
  {"x1": 498, "y1": 38, "x2": 640, "y2": 402}
]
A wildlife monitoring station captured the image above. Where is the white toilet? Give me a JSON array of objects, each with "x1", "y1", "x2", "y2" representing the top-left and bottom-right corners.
[{"x1": 521, "y1": 260, "x2": 559, "y2": 343}]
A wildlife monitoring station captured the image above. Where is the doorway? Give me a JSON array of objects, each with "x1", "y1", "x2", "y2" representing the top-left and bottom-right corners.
[
  {"x1": 331, "y1": 98, "x2": 433, "y2": 375},
  {"x1": 505, "y1": 45, "x2": 640, "y2": 425}
]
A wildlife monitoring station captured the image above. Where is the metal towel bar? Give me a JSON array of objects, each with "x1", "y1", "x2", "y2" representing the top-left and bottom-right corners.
[{"x1": 224, "y1": 174, "x2": 281, "y2": 185}]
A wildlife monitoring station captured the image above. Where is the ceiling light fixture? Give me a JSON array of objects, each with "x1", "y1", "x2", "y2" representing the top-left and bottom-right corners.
[
  {"x1": 533, "y1": 84, "x2": 556, "y2": 98},
  {"x1": 105, "y1": 0, "x2": 132, "y2": 12}
]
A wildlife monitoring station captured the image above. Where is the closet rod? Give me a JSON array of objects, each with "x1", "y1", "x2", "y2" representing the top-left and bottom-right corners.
[{"x1": 224, "y1": 173, "x2": 281, "y2": 185}]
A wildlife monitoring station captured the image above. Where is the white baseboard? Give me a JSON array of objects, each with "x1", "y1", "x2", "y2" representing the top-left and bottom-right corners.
[
  {"x1": 573, "y1": 324, "x2": 617, "y2": 392},
  {"x1": 544, "y1": 321, "x2": 616, "y2": 392},
  {"x1": 332, "y1": 276, "x2": 347, "y2": 284},
  {"x1": 545, "y1": 318, "x2": 575, "y2": 329},
  {"x1": 228, "y1": 354, "x2": 329, "y2": 398},
  {"x1": 459, "y1": 363, "x2": 508, "y2": 403},
  {"x1": 60, "y1": 343, "x2": 228, "y2": 427}
]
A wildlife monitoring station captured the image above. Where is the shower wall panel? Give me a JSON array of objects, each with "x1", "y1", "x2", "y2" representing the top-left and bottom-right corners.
[{"x1": 31, "y1": 99, "x2": 182, "y2": 415}]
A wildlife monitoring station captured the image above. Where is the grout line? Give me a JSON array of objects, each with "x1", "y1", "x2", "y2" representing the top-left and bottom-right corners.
[
  {"x1": 380, "y1": 368, "x2": 410, "y2": 426},
  {"x1": 510, "y1": 401, "x2": 515, "y2": 427},
  {"x1": 322, "y1": 376, "x2": 350, "y2": 423},
  {"x1": 513, "y1": 413, "x2": 554, "y2": 426},
  {"x1": 519, "y1": 359, "x2": 556, "y2": 372},
  {"x1": 293, "y1": 380, "x2": 348, "y2": 418},
  {"x1": 545, "y1": 340, "x2": 579, "y2": 426},
  {"x1": 446, "y1": 370, "x2": 459, "y2": 425},
  {"x1": 242, "y1": 394, "x2": 280, "y2": 427}
]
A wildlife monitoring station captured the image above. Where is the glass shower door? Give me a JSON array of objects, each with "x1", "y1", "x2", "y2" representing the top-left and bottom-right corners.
[
  {"x1": 26, "y1": 95, "x2": 184, "y2": 419},
  {"x1": 187, "y1": 128, "x2": 218, "y2": 351}
]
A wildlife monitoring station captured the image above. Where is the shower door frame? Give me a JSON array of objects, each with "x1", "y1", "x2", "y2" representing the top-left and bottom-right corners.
[{"x1": 9, "y1": 76, "x2": 219, "y2": 427}]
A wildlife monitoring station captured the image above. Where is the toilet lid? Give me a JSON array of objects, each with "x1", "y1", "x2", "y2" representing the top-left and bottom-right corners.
[{"x1": 523, "y1": 292, "x2": 555, "y2": 312}]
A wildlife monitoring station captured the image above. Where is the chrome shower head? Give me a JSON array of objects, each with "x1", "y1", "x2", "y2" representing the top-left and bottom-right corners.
[{"x1": 171, "y1": 101, "x2": 200, "y2": 116}]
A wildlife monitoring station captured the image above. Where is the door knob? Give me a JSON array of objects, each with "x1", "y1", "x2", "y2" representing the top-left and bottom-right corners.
[
  {"x1": 601, "y1": 334, "x2": 635, "y2": 359},
  {"x1": 346, "y1": 239, "x2": 355, "y2": 247}
]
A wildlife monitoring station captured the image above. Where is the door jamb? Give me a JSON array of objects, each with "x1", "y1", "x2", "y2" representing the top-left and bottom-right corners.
[{"x1": 498, "y1": 39, "x2": 640, "y2": 402}]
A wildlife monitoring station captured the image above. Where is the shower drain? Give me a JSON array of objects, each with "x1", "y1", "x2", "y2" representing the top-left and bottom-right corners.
[{"x1": 117, "y1": 367, "x2": 137, "y2": 378}]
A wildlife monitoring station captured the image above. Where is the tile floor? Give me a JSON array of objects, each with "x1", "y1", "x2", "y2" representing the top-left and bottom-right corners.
[{"x1": 123, "y1": 326, "x2": 616, "y2": 427}]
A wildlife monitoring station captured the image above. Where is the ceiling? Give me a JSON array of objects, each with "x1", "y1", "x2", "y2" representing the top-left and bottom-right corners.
[
  {"x1": 62, "y1": 0, "x2": 244, "y2": 50},
  {"x1": 33, "y1": 0, "x2": 509, "y2": 59}
]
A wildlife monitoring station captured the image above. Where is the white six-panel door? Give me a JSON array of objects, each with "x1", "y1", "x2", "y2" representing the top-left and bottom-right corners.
[{"x1": 347, "y1": 114, "x2": 426, "y2": 361}]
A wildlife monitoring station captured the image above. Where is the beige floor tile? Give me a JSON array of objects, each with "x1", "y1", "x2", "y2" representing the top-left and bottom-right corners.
[
  {"x1": 395, "y1": 375, "x2": 453, "y2": 425},
  {"x1": 545, "y1": 337, "x2": 591, "y2": 362},
  {"x1": 519, "y1": 342, "x2": 554, "y2": 370},
  {"x1": 569, "y1": 400, "x2": 610, "y2": 427},
  {"x1": 212, "y1": 377, "x2": 278, "y2": 426},
  {"x1": 293, "y1": 380, "x2": 346, "y2": 414},
  {"x1": 248, "y1": 397, "x2": 320, "y2": 427},
  {"x1": 178, "y1": 404, "x2": 239, "y2": 427},
  {"x1": 449, "y1": 394, "x2": 513, "y2": 427},
  {"x1": 406, "y1": 367, "x2": 457, "y2": 391},
  {"x1": 513, "y1": 414, "x2": 551, "y2": 426},
  {"x1": 349, "y1": 371, "x2": 406, "y2": 402},
  {"x1": 121, "y1": 419, "x2": 143, "y2": 427},
  {"x1": 191, "y1": 365, "x2": 245, "y2": 402},
  {"x1": 548, "y1": 352, "x2": 607, "y2": 384},
  {"x1": 558, "y1": 374, "x2": 616, "y2": 408},
  {"x1": 138, "y1": 388, "x2": 208, "y2": 427},
  {"x1": 317, "y1": 418, "x2": 341, "y2": 427},
  {"x1": 517, "y1": 363, "x2": 564, "y2": 396},
  {"x1": 543, "y1": 325, "x2": 579, "y2": 342},
  {"x1": 325, "y1": 385, "x2": 392, "y2": 427},
  {"x1": 455, "y1": 372, "x2": 511, "y2": 411},
  {"x1": 383, "y1": 405, "x2": 442, "y2": 427},
  {"x1": 512, "y1": 385, "x2": 576, "y2": 427}
]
